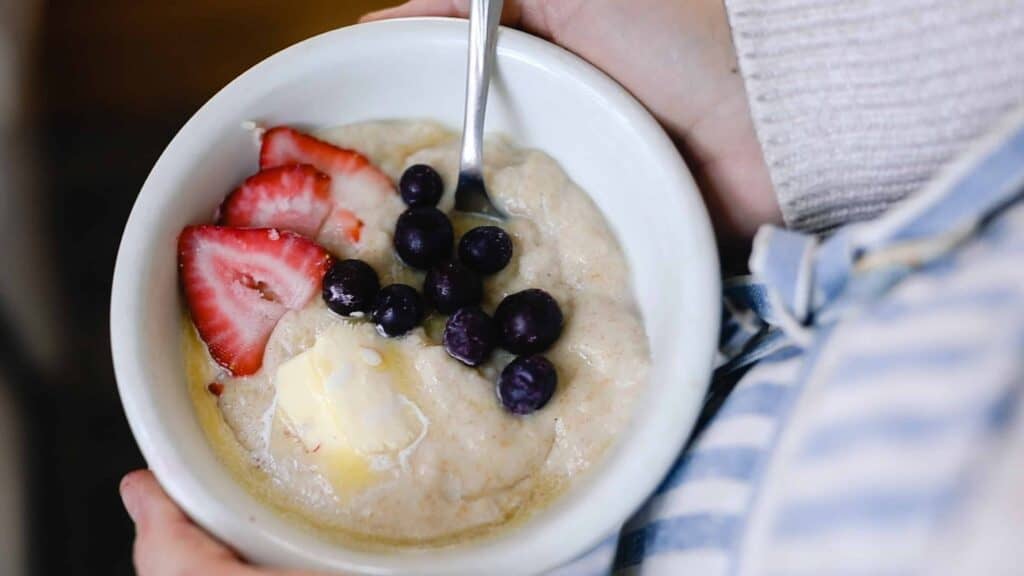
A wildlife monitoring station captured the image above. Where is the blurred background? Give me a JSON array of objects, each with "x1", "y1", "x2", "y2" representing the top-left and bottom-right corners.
[{"x1": 0, "y1": 2, "x2": 396, "y2": 574}]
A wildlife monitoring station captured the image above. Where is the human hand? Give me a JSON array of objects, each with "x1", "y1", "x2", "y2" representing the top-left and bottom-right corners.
[
  {"x1": 120, "y1": 470, "x2": 324, "y2": 576},
  {"x1": 362, "y1": 0, "x2": 781, "y2": 262}
]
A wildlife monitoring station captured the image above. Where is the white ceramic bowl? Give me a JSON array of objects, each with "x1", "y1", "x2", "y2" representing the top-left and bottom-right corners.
[{"x1": 111, "y1": 18, "x2": 719, "y2": 576}]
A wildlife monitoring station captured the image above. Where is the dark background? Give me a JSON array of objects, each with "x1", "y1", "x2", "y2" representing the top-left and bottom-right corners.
[{"x1": 7, "y1": 2, "x2": 395, "y2": 574}]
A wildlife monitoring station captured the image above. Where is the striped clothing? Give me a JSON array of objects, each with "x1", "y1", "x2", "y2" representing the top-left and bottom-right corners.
[{"x1": 554, "y1": 107, "x2": 1024, "y2": 576}]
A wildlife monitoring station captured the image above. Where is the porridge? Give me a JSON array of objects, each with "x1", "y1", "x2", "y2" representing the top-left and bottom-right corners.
[{"x1": 179, "y1": 120, "x2": 649, "y2": 545}]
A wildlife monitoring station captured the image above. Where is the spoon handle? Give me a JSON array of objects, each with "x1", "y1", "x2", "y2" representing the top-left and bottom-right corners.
[{"x1": 459, "y1": 0, "x2": 504, "y2": 179}]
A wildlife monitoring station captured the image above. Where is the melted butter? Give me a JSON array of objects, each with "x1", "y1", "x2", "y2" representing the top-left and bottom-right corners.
[
  {"x1": 183, "y1": 316, "x2": 393, "y2": 549},
  {"x1": 274, "y1": 321, "x2": 434, "y2": 498}
]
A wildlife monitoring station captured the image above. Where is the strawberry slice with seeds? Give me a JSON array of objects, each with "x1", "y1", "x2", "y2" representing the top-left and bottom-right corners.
[
  {"x1": 178, "y1": 226, "x2": 332, "y2": 376},
  {"x1": 260, "y1": 126, "x2": 394, "y2": 216},
  {"x1": 219, "y1": 164, "x2": 332, "y2": 238}
]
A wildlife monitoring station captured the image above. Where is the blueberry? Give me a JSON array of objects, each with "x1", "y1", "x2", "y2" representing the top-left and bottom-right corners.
[
  {"x1": 443, "y1": 307, "x2": 498, "y2": 366},
  {"x1": 459, "y1": 226, "x2": 513, "y2": 274},
  {"x1": 372, "y1": 284, "x2": 425, "y2": 337},
  {"x1": 399, "y1": 164, "x2": 444, "y2": 207},
  {"x1": 394, "y1": 207, "x2": 454, "y2": 269},
  {"x1": 423, "y1": 260, "x2": 483, "y2": 314},
  {"x1": 498, "y1": 355, "x2": 557, "y2": 415},
  {"x1": 322, "y1": 259, "x2": 380, "y2": 317},
  {"x1": 494, "y1": 289, "x2": 564, "y2": 354}
]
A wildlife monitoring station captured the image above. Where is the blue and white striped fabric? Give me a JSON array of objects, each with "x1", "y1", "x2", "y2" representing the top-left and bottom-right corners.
[{"x1": 553, "y1": 105, "x2": 1024, "y2": 576}]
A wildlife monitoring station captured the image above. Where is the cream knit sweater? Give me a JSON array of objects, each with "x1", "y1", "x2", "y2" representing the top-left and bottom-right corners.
[{"x1": 725, "y1": 0, "x2": 1024, "y2": 233}]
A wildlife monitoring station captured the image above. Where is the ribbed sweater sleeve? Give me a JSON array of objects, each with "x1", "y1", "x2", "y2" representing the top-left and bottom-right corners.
[{"x1": 725, "y1": 0, "x2": 1024, "y2": 233}]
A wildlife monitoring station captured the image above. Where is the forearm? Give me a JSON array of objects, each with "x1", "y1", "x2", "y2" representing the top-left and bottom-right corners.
[{"x1": 726, "y1": 0, "x2": 1024, "y2": 233}]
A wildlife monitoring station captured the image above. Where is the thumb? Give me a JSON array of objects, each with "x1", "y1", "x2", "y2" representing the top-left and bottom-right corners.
[
  {"x1": 120, "y1": 469, "x2": 242, "y2": 576},
  {"x1": 119, "y1": 469, "x2": 187, "y2": 530}
]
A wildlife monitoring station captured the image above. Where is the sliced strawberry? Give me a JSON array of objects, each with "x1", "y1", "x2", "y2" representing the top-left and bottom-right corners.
[
  {"x1": 321, "y1": 206, "x2": 364, "y2": 245},
  {"x1": 260, "y1": 127, "x2": 390, "y2": 183},
  {"x1": 178, "y1": 226, "x2": 332, "y2": 376},
  {"x1": 260, "y1": 127, "x2": 394, "y2": 217},
  {"x1": 219, "y1": 164, "x2": 332, "y2": 238}
]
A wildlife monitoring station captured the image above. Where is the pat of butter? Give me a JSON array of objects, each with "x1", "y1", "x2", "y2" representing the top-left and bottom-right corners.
[{"x1": 275, "y1": 323, "x2": 423, "y2": 483}]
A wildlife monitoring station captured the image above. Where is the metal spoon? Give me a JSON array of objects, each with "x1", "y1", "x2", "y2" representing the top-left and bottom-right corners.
[{"x1": 454, "y1": 0, "x2": 506, "y2": 220}]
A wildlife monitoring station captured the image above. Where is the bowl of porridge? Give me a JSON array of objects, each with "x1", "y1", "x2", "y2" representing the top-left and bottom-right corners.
[{"x1": 111, "y1": 18, "x2": 719, "y2": 576}]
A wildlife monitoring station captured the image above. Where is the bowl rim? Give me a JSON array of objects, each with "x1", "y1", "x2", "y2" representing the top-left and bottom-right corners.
[{"x1": 111, "y1": 17, "x2": 720, "y2": 575}]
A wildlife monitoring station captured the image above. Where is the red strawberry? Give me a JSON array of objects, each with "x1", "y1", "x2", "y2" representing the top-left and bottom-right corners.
[
  {"x1": 260, "y1": 127, "x2": 394, "y2": 215},
  {"x1": 219, "y1": 164, "x2": 332, "y2": 238},
  {"x1": 178, "y1": 226, "x2": 332, "y2": 376}
]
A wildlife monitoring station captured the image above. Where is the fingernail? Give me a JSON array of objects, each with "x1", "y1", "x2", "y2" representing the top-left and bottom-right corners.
[{"x1": 120, "y1": 476, "x2": 140, "y2": 522}]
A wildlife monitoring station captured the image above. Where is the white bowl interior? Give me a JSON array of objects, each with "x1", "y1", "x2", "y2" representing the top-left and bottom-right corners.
[{"x1": 112, "y1": 18, "x2": 719, "y2": 576}]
